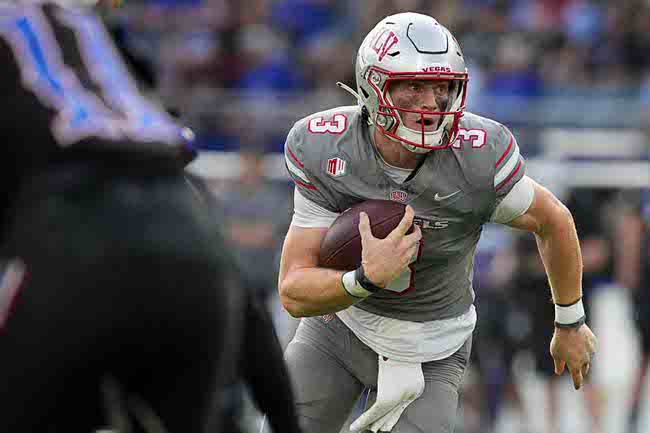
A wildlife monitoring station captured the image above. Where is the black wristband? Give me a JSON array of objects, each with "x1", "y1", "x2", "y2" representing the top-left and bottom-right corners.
[
  {"x1": 555, "y1": 297, "x2": 583, "y2": 307},
  {"x1": 354, "y1": 266, "x2": 384, "y2": 294},
  {"x1": 554, "y1": 315, "x2": 586, "y2": 329}
]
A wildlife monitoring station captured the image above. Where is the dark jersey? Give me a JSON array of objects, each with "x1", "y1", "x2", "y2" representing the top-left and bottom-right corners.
[
  {"x1": 0, "y1": 4, "x2": 303, "y2": 433},
  {"x1": 0, "y1": 1, "x2": 195, "y2": 231}
]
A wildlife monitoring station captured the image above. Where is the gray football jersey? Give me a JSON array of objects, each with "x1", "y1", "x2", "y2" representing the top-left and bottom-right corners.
[{"x1": 284, "y1": 106, "x2": 525, "y2": 322}]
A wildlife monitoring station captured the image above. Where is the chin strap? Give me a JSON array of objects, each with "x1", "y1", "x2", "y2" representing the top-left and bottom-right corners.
[{"x1": 336, "y1": 82, "x2": 363, "y2": 106}]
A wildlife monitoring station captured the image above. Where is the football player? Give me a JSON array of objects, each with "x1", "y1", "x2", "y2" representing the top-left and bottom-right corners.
[
  {"x1": 0, "y1": 1, "x2": 301, "y2": 433},
  {"x1": 615, "y1": 189, "x2": 650, "y2": 433},
  {"x1": 279, "y1": 12, "x2": 598, "y2": 433}
]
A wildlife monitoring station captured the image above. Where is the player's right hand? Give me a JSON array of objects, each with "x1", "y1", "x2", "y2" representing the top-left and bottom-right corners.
[
  {"x1": 550, "y1": 323, "x2": 598, "y2": 390},
  {"x1": 358, "y1": 205, "x2": 422, "y2": 288}
]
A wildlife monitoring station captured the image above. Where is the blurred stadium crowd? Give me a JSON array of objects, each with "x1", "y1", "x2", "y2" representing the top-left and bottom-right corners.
[
  {"x1": 102, "y1": 1, "x2": 649, "y2": 433},
  {"x1": 104, "y1": 0, "x2": 650, "y2": 151}
]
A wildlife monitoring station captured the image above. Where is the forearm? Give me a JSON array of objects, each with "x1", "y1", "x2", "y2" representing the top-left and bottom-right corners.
[
  {"x1": 535, "y1": 211, "x2": 583, "y2": 305},
  {"x1": 279, "y1": 266, "x2": 359, "y2": 317}
]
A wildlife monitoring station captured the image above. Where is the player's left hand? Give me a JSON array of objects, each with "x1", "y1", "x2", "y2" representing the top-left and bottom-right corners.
[
  {"x1": 550, "y1": 324, "x2": 598, "y2": 390},
  {"x1": 350, "y1": 356, "x2": 424, "y2": 432}
]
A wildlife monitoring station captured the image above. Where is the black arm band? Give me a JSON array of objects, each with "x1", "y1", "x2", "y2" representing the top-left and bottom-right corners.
[
  {"x1": 354, "y1": 266, "x2": 383, "y2": 294},
  {"x1": 555, "y1": 297, "x2": 583, "y2": 307},
  {"x1": 554, "y1": 315, "x2": 586, "y2": 329}
]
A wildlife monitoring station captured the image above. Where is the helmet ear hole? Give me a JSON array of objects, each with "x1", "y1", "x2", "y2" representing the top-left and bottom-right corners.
[{"x1": 361, "y1": 106, "x2": 371, "y2": 123}]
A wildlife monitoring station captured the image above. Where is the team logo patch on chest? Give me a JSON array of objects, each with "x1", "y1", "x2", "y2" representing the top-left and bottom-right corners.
[
  {"x1": 326, "y1": 157, "x2": 348, "y2": 178},
  {"x1": 390, "y1": 190, "x2": 408, "y2": 202}
]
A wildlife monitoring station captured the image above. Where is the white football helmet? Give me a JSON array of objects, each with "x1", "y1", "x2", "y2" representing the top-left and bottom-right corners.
[{"x1": 351, "y1": 13, "x2": 468, "y2": 153}]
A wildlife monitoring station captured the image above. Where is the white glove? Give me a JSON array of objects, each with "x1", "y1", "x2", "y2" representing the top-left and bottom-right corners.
[
  {"x1": 350, "y1": 356, "x2": 424, "y2": 432},
  {"x1": 369, "y1": 399, "x2": 412, "y2": 432}
]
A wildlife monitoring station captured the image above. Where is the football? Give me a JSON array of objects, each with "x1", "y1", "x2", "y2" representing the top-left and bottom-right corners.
[{"x1": 319, "y1": 200, "x2": 410, "y2": 271}]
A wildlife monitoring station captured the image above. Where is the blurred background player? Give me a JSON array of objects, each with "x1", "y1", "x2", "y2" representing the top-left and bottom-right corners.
[
  {"x1": 615, "y1": 189, "x2": 650, "y2": 433},
  {"x1": 0, "y1": 1, "x2": 301, "y2": 433},
  {"x1": 220, "y1": 141, "x2": 292, "y2": 305}
]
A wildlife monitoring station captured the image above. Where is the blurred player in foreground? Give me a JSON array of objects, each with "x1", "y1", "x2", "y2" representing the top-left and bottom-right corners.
[
  {"x1": 279, "y1": 12, "x2": 598, "y2": 433},
  {"x1": 0, "y1": 1, "x2": 300, "y2": 432}
]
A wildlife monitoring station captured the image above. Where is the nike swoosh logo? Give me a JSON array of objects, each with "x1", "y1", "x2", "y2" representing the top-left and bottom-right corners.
[{"x1": 434, "y1": 190, "x2": 461, "y2": 201}]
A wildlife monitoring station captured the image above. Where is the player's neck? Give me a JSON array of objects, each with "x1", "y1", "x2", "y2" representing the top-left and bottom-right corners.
[{"x1": 373, "y1": 128, "x2": 425, "y2": 170}]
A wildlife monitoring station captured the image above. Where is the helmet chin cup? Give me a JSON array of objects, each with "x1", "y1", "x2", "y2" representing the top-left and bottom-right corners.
[{"x1": 401, "y1": 142, "x2": 432, "y2": 154}]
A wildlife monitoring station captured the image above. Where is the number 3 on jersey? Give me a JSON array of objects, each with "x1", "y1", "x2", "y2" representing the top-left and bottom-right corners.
[
  {"x1": 452, "y1": 128, "x2": 487, "y2": 149},
  {"x1": 385, "y1": 240, "x2": 423, "y2": 295},
  {"x1": 308, "y1": 114, "x2": 348, "y2": 134}
]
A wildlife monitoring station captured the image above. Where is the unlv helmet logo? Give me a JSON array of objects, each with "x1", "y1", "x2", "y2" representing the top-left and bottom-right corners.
[
  {"x1": 371, "y1": 29, "x2": 399, "y2": 62},
  {"x1": 390, "y1": 190, "x2": 408, "y2": 202}
]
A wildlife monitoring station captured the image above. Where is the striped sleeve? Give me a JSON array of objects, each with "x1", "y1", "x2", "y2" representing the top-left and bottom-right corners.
[
  {"x1": 284, "y1": 125, "x2": 339, "y2": 212},
  {"x1": 285, "y1": 141, "x2": 315, "y2": 191},
  {"x1": 494, "y1": 128, "x2": 525, "y2": 197},
  {"x1": 291, "y1": 188, "x2": 340, "y2": 228}
]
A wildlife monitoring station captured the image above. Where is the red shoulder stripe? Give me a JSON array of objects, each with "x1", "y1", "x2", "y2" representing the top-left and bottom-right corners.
[
  {"x1": 496, "y1": 159, "x2": 522, "y2": 192},
  {"x1": 294, "y1": 179, "x2": 317, "y2": 191},
  {"x1": 287, "y1": 146, "x2": 304, "y2": 169},
  {"x1": 495, "y1": 135, "x2": 514, "y2": 169}
]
